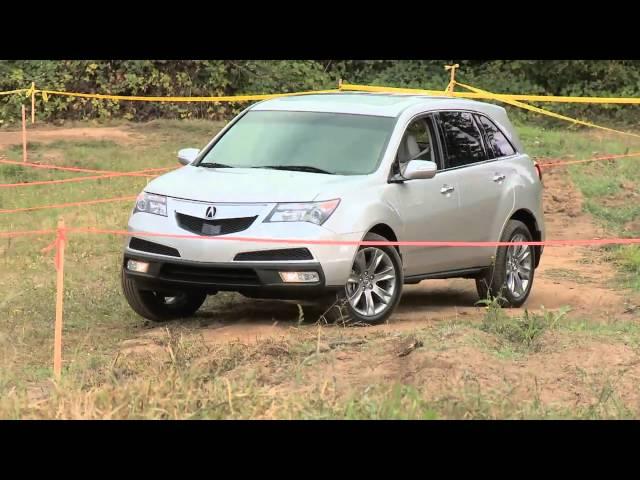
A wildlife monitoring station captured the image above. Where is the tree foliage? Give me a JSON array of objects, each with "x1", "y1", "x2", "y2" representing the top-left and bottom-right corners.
[{"x1": 1, "y1": 60, "x2": 639, "y2": 126}]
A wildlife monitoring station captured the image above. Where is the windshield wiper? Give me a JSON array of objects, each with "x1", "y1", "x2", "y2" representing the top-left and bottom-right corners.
[
  {"x1": 199, "y1": 162, "x2": 234, "y2": 168},
  {"x1": 252, "y1": 165, "x2": 334, "y2": 174}
]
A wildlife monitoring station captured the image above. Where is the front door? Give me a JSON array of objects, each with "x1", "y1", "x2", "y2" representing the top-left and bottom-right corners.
[{"x1": 386, "y1": 115, "x2": 466, "y2": 276}]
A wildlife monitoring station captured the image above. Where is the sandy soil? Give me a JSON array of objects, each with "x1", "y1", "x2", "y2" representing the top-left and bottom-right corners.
[{"x1": 0, "y1": 126, "x2": 139, "y2": 148}]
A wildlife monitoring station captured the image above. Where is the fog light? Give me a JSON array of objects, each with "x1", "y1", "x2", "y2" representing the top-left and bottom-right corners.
[
  {"x1": 279, "y1": 271, "x2": 320, "y2": 283},
  {"x1": 127, "y1": 259, "x2": 150, "y2": 273}
]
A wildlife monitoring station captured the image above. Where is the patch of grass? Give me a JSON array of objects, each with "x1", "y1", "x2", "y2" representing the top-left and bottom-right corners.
[
  {"x1": 573, "y1": 368, "x2": 634, "y2": 419},
  {"x1": 571, "y1": 171, "x2": 623, "y2": 198},
  {"x1": 517, "y1": 124, "x2": 640, "y2": 160},
  {"x1": 342, "y1": 385, "x2": 438, "y2": 420},
  {"x1": 0, "y1": 164, "x2": 39, "y2": 183},
  {"x1": 612, "y1": 245, "x2": 640, "y2": 291},
  {"x1": 555, "y1": 317, "x2": 640, "y2": 352},
  {"x1": 478, "y1": 296, "x2": 569, "y2": 352},
  {"x1": 584, "y1": 201, "x2": 640, "y2": 229}
]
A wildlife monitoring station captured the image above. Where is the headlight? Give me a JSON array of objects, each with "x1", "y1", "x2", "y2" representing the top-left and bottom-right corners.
[
  {"x1": 264, "y1": 199, "x2": 340, "y2": 225},
  {"x1": 133, "y1": 192, "x2": 167, "y2": 217}
]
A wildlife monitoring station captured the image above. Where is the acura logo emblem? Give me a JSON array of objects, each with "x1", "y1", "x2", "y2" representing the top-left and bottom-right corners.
[{"x1": 205, "y1": 206, "x2": 216, "y2": 219}]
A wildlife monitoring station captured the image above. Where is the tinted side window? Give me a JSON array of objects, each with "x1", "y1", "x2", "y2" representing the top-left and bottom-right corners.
[
  {"x1": 438, "y1": 112, "x2": 487, "y2": 168},
  {"x1": 477, "y1": 115, "x2": 516, "y2": 158}
]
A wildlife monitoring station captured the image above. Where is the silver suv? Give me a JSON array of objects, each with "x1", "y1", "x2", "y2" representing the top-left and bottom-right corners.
[{"x1": 121, "y1": 93, "x2": 544, "y2": 324}]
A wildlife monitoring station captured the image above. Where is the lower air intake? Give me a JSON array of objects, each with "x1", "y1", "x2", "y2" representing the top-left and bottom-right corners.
[
  {"x1": 129, "y1": 237, "x2": 180, "y2": 257},
  {"x1": 234, "y1": 248, "x2": 314, "y2": 261}
]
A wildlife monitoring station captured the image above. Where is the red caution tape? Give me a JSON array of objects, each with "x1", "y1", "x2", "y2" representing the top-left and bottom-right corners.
[
  {"x1": 0, "y1": 158, "x2": 171, "y2": 177},
  {"x1": 63, "y1": 227, "x2": 640, "y2": 248},
  {"x1": 0, "y1": 229, "x2": 56, "y2": 238},
  {"x1": 4, "y1": 227, "x2": 640, "y2": 250},
  {"x1": 538, "y1": 151, "x2": 640, "y2": 169},
  {"x1": 0, "y1": 167, "x2": 171, "y2": 188}
]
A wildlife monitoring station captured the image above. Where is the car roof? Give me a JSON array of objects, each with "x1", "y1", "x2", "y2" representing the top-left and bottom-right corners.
[{"x1": 250, "y1": 92, "x2": 503, "y2": 118}]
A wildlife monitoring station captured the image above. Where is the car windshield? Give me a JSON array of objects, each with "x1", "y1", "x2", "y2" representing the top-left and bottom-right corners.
[{"x1": 198, "y1": 110, "x2": 395, "y2": 175}]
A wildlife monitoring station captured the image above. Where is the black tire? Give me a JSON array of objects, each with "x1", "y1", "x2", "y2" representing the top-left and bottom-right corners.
[
  {"x1": 476, "y1": 219, "x2": 535, "y2": 307},
  {"x1": 322, "y1": 232, "x2": 403, "y2": 325},
  {"x1": 121, "y1": 268, "x2": 207, "y2": 322}
]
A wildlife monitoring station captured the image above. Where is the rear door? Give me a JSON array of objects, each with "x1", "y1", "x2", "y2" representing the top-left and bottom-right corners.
[{"x1": 435, "y1": 111, "x2": 515, "y2": 268}]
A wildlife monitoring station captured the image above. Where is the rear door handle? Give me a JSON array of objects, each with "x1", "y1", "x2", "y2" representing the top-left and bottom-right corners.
[
  {"x1": 440, "y1": 185, "x2": 455, "y2": 194},
  {"x1": 493, "y1": 173, "x2": 506, "y2": 183}
]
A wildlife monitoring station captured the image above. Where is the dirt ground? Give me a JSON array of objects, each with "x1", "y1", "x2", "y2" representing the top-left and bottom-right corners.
[{"x1": 0, "y1": 125, "x2": 139, "y2": 147}]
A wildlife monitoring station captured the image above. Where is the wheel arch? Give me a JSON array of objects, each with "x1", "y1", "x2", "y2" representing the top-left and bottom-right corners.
[
  {"x1": 367, "y1": 223, "x2": 400, "y2": 256},
  {"x1": 507, "y1": 208, "x2": 543, "y2": 268}
]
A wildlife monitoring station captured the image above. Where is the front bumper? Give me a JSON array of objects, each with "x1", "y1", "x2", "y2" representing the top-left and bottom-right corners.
[
  {"x1": 126, "y1": 199, "x2": 364, "y2": 286},
  {"x1": 123, "y1": 252, "x2": 340, "y2": 300}
]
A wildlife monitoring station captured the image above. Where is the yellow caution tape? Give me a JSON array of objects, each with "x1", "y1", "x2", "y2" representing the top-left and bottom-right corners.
[
  {"x1": 3, "y1": 80, "x2": 640, "y2": 105},
  {"x1": 35, "y1": 88, "x2": 341, "y2": 102},
  {"x1": 0, "y1": 88, "x2": 29, "y2": 97},
  {"x1": 454, "y1": 81, "x2": 640, "y2": 139},
  {"x1": 340, "y1": 81, "x2": 640, "y2": 105},
  {"x1": 25, "y1": 84, "x2": 35, "y2": 98},
  {"x1": 339, "y1": 82, "x2": 477, "y2": 98},
  {"x1": 496, "y1": 93, "x2": 640, "y2": 104},
  {"x1": 340, "y1": 81, "x2": 640, "y2": 139},
  {"x1": 6, "y1": 80, "x2": 640, "y2": 105}
]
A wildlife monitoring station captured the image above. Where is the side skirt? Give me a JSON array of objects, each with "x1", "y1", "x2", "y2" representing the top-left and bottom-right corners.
[{"x1": 404, "y1": 267, "x2": 486, "y2": 284}]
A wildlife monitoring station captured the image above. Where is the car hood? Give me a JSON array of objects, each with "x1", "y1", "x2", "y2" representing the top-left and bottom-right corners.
[{"x1": 144, "y1": 165, "x2": 373, "y2": 203}]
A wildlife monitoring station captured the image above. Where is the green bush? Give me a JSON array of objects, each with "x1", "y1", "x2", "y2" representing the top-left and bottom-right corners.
[{"x1": 2, "y1": 60, "x2": 640, "y2": 126}]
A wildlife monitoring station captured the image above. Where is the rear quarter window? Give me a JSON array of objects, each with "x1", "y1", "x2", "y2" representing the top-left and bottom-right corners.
[{"x1": 477, "y1": 115, "x2": 516, "y2": 158}]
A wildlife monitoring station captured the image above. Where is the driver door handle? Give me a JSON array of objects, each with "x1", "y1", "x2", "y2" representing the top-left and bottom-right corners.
[
  {"x1": 440, "y1": 184, "x2": 455, "y2": 194},
  {"x1": 493, "y1": 173, "x2": 506, "y2": 183}
]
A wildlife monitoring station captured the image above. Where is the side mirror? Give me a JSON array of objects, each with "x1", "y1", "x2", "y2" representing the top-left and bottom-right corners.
[
  {"x1": 403, "y1": 160, "x2": 438, "y2": 180},
  {"x1": 177, "y1": 147, "x2": 200, "y2": 166}
]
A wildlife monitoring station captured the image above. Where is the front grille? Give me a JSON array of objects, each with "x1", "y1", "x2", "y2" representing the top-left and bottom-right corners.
[
  {"x1": 129, "y1": 237, "x2": 180, "y2": 257},
  {"x1": 234, "y1": 248, "x2": 313, "y2": 261},
  {"x1": 176, "y1": 213, "x2": 257, "y2": 236},
  {"x1": 160, "y1": 263, "x2": 260, "y2": 286}
]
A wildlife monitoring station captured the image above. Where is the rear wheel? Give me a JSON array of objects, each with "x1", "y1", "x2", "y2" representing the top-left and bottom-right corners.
[
  {"x1": 121, "y1": 268, "x2": 207, "y2": 322},
  {"x1": 323, "y1": 233, "x2": 403, "y2": 325},
  {"x1": 476, "y1": 219, "x2": 535, "y2": 307}
]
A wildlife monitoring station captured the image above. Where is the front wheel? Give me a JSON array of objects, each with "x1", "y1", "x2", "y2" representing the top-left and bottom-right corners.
[
  {"x1": 121, "y1": 268, "x2": 207, "y2": 322},
  {"x1": 323, "y1": 233, "x2": 403, "y2": 325},
  {"x1": 476, "y1": 219, "x2": 535, "y2": 307}
]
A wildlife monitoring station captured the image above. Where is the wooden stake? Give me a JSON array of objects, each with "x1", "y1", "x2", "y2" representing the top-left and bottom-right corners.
[
  {"x1": 53, "y1": 217, "x2": 66, "y2": 381},
  {"x1": 31, "y1": 82, "x2": 35, "y2": 124},
  {"x1": 444, "y1": 64, "x2": 460, "y2": 94},
  {"x1": 21, "y1": 105, "x2": 27, "y2": 163}
]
